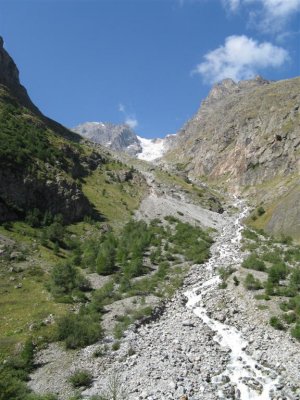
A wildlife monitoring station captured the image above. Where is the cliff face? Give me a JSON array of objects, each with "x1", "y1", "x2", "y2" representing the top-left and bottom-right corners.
[{"x1": 164, "y1": 76, "x2": 300, "y2": 239}]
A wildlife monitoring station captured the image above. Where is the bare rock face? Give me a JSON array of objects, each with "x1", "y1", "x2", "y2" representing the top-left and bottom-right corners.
[
  {"x1": 166, "y1": 76, "x2": 300, "y2": 187},
  {"x1": 164, "y1": 76, "x2": 300, "y2": 238},
  {"x1": 73, "y1": 122, "x2": 142, "y2": 156}
]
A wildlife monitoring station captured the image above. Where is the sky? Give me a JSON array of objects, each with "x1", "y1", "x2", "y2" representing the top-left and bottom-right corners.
[{"x1": 0, "y1": 0, "x2": 299, "y2": 138}]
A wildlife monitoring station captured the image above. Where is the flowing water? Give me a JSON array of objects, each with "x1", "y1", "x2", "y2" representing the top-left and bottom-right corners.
[{"x1": 185, "y1": 199, "x2": 279, "y2": 399}]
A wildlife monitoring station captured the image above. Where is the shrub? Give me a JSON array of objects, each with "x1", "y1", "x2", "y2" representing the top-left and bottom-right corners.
[
  {"x1": 0, "y1": 341, "x2": 56, "y2": 400},
  {"x1": 290, "y1": 268, "x2": 300, "y2": 289},
  {"x1": 90, "y1": 281, "x2": 116, "y2": 312},
  {"x1": 93, "y1": 345, "x2": 108, "y2": 358},
  {"x1": 269, "y1": 316, "x2": 285, "y2": 330},
  {"x1": 233, "y1": 276, "x2": 240, "y2": 286},
  {"x1": 46, "y1": 222, "x2": 65, "y2": 244},
  {"x1": 279, "y1": 235, "x2": 293, "y2": 245},
  {"x1": 57, "y1": 313, "x2": 102, "y2": 349},
  {"x1": 257, "y1": 206, "x2": 265, "y2": 216},
  {"x1": 267, "y1": 262, "x2": 288, "y2": 284},
  {"x1": 242, "y1": 229, "x2": 258, "y2": 241},
  {"x1": 262, "y1": 251, "x2": 282, "y2": 264},
  {"x1": 244, "y1": 273, "x2": 262, "y2": 290},
  {"x1": 242, "y1": 254, "x2": 266, "y2": 272},
  {"x1": 25, "y1": 208, "x2": 42, "y2": 228},
  {"x1": 49, "y1": 262, "x2": 90, "y2": 298},
  {"x1": 291, "y1": 324, "x2": 300, "y2": 340},
  {"x1": 96, "y1": 233, "x2": 118, "y2": 275},
  {"x1": 282, "y1": 312, "x2": 297, "y2": 324},
  {"x1": 112, "y1": 341, "x2": 120, "y2": 351},
  {"x1": 69, "y1": 370, "x2": 93, "y2": 388}
]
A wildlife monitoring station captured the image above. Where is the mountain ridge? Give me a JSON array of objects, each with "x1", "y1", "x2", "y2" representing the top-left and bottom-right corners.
[{"x1": 163, "y1": 75, "x2": 300, "y2": 239}]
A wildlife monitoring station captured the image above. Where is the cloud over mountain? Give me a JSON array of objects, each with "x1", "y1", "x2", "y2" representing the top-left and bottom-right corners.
[{"x1": 193, "y1": 35, "x2": 289, "y2": 83}]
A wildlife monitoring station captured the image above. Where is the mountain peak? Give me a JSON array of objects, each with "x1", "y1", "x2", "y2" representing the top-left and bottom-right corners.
[{"x1": 203, "y1": 75, "x2": 270, "y2": 106}]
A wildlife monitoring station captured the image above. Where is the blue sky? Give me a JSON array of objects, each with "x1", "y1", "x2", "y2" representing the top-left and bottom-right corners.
[{"x1": 0, "y1": 0, "x2": 299, "y2": 138}]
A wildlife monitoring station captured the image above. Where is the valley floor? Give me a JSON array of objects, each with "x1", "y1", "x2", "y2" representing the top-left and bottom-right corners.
[{"x1": 29, "y1": 172, "x2": 300, "y2": 400}]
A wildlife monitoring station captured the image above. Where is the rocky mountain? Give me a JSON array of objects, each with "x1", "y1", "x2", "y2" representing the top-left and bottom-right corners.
[
  {"x1": 73, "y1": 121, "x2": 176, "y2": 161},
  {"x1": 164, "y1": 75, "x2": 300, "y2": 239},
  {"x1": 0, "y1": 37, "x2": 108, "y2": 223},
  {"x1": 72, "y1": 122, "x2": 142, "y2": 156}
]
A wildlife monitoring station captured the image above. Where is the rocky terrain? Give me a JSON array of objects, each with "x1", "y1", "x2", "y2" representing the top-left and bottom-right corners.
[
  {"x1": 29, "y1": 171, "x2": 300, "y2": 400},
  {"x1": 1, "y1": 34, "x2": 300, "y2": 400},
  {"x1": 163, "y1": 76, "x2": 300, "y2": 240}
]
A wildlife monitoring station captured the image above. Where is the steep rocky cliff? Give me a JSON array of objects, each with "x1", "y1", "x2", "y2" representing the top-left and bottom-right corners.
[{"x1": 164, "y1": 76, "x2": 300, "y2": 239}]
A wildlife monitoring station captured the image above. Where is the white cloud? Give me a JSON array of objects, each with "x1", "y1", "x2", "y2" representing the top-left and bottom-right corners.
[
  {"x1": 222, "y1": 0, "x2": 241, "y2": 11},
  {"x1": 222, "y1": 0, "x2": 300, "y2": 32},
  {"x1": 193, "y1": 35, "x2": 289, "y2": 83},
  {"x1": 246, "y1": 0, "x2": 300, "y2": 32},
  {"x1": 125, "y1": 117, "x2": 138, "y2": 129}
]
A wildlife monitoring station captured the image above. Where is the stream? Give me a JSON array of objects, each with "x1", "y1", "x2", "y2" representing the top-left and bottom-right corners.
[{"x1": 185, "y1": 199, "x2": 279, "y2": 399}]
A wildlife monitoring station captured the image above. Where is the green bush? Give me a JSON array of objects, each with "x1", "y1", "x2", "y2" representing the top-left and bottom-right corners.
[
  {"x1": 242, "y1": 229, "x2": 258, "y2": 241},
  {"x1": 0, "y1": 340, "x2": 57, "y2": 400},
  {"x1": 242, "y1": 254, "x2": 266, "y2": 271},
  {"x1": 57, "y1": 313, "x2": 102, "y2": 349},
  {"x1": 45, "y1": 222, "x2": 65, "y2": 244},
  {"x1": 96, "y1": 233, "x2": 118, "y2": 275},
  {"x1": 291, "y1": 324, "x2": 300, "y2": 340},
  {"x1": 244, "y1": 273, "x2": 262, "y2": 290},
  {"x1": 112, "y1": 341, "x2": 120, "y2": 351},
  {"x1": 282, "y1": 312, "x2": 297, "y2": 324},
  {"x1": 257, "y1": 206, "x2": 265, "y2": 216},
  {"x1": 267, "y1": 262, "x2": 289, "y2": 284},
  {"x1": 290, "y1": 268, "x2": 300, "y2": 289},
  {"x1": 69, "y1": 370, "x2": 93, "y2": 388},
  {"x1": 269, "y1": 316, "x2": 285, "y2": 330},
  {"x1": 90, "y1": 281, "x2": 116, "y2": 312},
  {"x1": 49, "y1": 262, "x2": 90, "y2": 298},
  {"x1": 262, "y1": 251, "x2": 282, "y2": 264},
  {"x1": 25, "y1": 208, "x2": 42, "y2": 228}
]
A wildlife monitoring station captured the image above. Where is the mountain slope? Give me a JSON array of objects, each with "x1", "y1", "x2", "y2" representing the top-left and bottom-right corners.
[
  {"x1": 164, "y1": 76, "x2": 300, "y2": 239},
  {"x1": 0, "y1": 38, "x2": 110, "y2": 223}
]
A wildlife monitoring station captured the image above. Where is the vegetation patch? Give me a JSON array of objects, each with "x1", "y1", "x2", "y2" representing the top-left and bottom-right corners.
[{"x1": 241, "y1": 227, "x2": 300, "y2": 340}]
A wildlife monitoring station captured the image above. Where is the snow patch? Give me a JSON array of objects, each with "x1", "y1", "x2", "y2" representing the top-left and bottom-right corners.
[{"x1": 137, "y1": 136, "x2": 166, "y2": 161}]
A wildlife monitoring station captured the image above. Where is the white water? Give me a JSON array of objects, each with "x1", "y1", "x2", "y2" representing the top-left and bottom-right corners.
[{"x1": 185, "y1": 200, "x2": 279, "y2": 399}]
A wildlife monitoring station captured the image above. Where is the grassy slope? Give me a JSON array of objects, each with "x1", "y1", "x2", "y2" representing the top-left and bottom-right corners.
[
  {"x1": 82, "y1": 163, "x2": 147, "y2": 230},
  {"x1": 0, "y1": 157, "x2": 148, "y2": 359}
]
